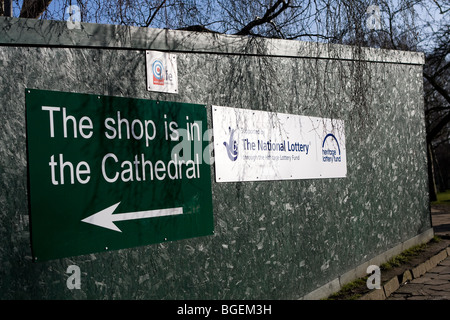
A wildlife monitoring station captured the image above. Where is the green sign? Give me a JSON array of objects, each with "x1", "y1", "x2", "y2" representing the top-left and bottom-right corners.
[{"x1": 26, "y1": 89, "x2": 214, "y2": 261}]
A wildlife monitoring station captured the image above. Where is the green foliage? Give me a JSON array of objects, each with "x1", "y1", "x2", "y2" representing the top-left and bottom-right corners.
[
  {"x1": 433, "y1": 190, "x2": 450, "y2": 205},
  {"x1": 380, "y1": 242, "x2": 429, "y2": 270}
]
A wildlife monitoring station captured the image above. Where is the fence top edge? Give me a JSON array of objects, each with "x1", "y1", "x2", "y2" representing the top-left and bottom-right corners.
[{"x1": 0, "y1": 16, "x2": 424, "y2": 65}]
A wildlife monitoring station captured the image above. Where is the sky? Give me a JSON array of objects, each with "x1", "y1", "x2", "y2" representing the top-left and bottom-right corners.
[{"x1": 11, "y1": 0, "x2": 449, "y2": 52}]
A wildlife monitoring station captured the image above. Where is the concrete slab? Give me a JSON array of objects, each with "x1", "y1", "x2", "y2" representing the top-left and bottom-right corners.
[
  {"x1": 383, "y1": 277, "x2": 400, "y2": 297},
  {"x1": 359, "y1": 289, "x2": 386, "y2": 300}
]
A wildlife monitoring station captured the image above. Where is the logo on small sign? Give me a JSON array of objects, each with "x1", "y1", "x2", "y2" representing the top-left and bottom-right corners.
[
  {"x1": 322, "y1": 133, "x2": 342, "y2": 163},
  {"x1": 223, "y1": 127, "x2": 238, "y2": 161},
  {"x1": 152, "y1": 59, "x2": 165, "y2": 86}
]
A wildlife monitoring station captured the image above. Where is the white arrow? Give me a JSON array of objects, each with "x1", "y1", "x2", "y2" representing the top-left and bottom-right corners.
[{"x1": 81, "y1": 202, "x2": 183, "y2": 232}]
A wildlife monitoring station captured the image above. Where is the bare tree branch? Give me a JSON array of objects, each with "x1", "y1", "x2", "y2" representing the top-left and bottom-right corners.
[
  {"x1": 287, "y1": 33, "x2": 339, "y2": 41},
  {"x1": 424, "y1": 72, "x2": 450, "y2": 106},
  {"x1": 235, "y1": 0, "x2": 290, "y2": 36},
  {"x1": 424, "y1": 71, "x2": 450, "y2": 142},
  {"x1": 432, "y1": 0, "x2": 450, "y2": 14},
  {"x1": 425, "y1": 106, "x2": 450, "y2": 116},
  {"x1": 145, "y1": 0, "x2": 167, "y2": 27}
]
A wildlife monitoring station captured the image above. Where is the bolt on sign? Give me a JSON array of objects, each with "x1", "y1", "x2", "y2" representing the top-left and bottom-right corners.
[{"x1": 26, "y1": 89, "x2": 214, "y2": 261}]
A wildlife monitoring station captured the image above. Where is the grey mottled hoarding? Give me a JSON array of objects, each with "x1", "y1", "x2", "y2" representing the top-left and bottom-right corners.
[{"x1": 0, "y1": 16, "x2": 429, "y2": 299}]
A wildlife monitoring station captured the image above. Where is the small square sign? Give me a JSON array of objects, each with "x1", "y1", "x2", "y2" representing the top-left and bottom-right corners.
[{"x1": 146, "y1": 50, "x2": 178, "y2": 94}]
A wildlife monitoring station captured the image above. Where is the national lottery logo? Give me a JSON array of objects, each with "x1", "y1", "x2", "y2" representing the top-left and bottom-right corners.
[
  {"x1": 223, "y1": 127, "x2": 238, "y2": 161},
  {"x1": 322, "y1": 133, "x2": 342, "y2": 163},
  {"x1": 152, "y1": 59, "x2": 164, "y2": 85}
]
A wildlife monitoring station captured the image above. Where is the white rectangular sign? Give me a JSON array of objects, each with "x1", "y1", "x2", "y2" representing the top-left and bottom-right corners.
[
  {"x1": 146, "y1": 50, "x2": 178, "y2": 94},
  {"x1": 212, "y1": 105, "x2": 347, "y2": 182}
]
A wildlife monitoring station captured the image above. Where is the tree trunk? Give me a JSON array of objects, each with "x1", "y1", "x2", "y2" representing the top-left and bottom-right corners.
[
  {"x1": 427, "y1": 143, "x2": 438, "y2": 202},
  {"x1": 0, "y1": 0, "x2": 12, "y2": 17},
  {"x1": 20, "y1": 0, "x2": 52, "y2": 19}
]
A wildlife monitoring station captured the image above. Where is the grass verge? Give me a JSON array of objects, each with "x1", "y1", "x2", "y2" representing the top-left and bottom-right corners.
[
  {"x1": 432, "y1": 190, "x2": 450, "y2": 205},
  {"x1": 324, "y1": 236, "x2": 442, "y2": 300}
]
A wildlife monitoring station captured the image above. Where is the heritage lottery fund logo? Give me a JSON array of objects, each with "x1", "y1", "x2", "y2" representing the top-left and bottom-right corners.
[{"x1": 322, "y1": 133, "x2": 342, "y2": 163}]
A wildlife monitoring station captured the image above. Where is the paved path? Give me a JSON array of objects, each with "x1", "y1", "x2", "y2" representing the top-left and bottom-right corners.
[
  {"x1": 386, "y1": 204, "x2": 450, "y2": 300},
  {"x1": 387, "y1": 255, "x2": 450, "y2": 300},
  {"x1": 431, "y1": 204, "x2": 450, "y2": 237}
]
